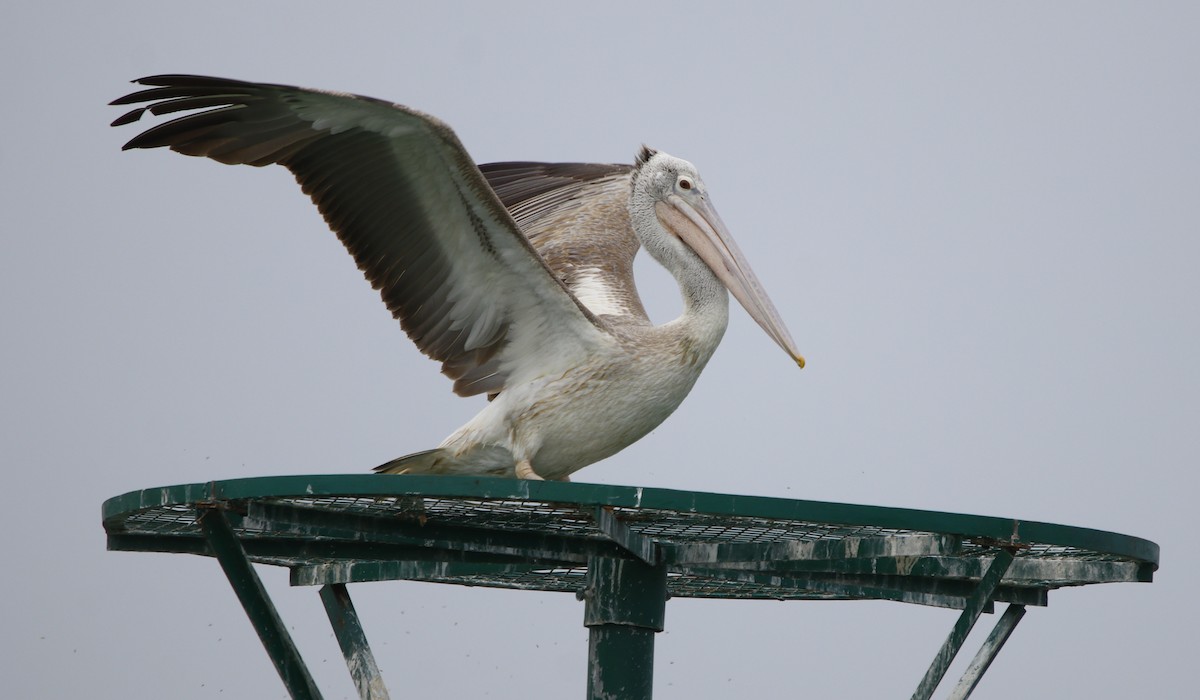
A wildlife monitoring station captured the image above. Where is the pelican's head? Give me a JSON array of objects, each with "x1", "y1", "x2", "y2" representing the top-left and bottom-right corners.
[{"x1": 630, "y1": 146, "x2": 804, "y2": 368}]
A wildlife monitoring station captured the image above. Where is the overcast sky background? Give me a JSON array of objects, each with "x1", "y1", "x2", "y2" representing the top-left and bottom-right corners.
[{"x1": 3, "y1": 2, "x2": 1196, "y2": 698}]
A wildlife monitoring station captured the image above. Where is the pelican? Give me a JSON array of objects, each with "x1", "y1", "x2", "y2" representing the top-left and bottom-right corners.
[{"x1": 112, "y1": 75, "x2": 804, "y2": 481}]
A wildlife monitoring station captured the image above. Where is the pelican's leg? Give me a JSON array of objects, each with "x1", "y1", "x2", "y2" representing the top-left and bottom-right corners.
[{"x1": 515, "y1": 459, "x2": 543, "y2": 480}]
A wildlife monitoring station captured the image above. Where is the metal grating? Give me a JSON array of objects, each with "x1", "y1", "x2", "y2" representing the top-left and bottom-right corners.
[
  {"x1": 620, "y1": 507, "x2": 921, "y2": 544},
  {"x1": 122, "y1": 503, "x2": 199, "y2": 534}
]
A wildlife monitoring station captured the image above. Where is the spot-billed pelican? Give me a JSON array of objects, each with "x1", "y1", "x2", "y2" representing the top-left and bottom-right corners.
[{"x1": 112, "y1": 75, "x2": 804, "y2": 481}]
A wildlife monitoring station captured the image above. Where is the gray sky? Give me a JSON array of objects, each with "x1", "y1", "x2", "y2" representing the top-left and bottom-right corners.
[{"x1": 4, "y1": 2, "x2": 1196, "y2": 697}]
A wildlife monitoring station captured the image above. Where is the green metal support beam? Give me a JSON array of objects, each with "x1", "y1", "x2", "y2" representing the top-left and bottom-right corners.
[
  {"x1": 717, "y1": 553, "x2": 1142, "y2": 586},
  {"x1": 245, "y1": 501, "x2": 633, "y2": 564},
  {"x1": 293, "y1": 560, "x2": 545, "y2": 587},
  {"x1": 676, "y1": 563, "x2": 1044, "y2": 609},
  {"x1": 110, "y1": 531, "x2": 537, "y2": 568},
  {"x1": 669, "y1": 533, "x2": 961, "y2": 564},
  {"x1": 582, "y1": 555, "x2": 668, "y2": 700},
  {"x1": 319, "y1": 584, "x2": 390, "y2": 700},
  {"x1": 593, "y1": 506, "x2": 660, "y2": 565},
  {"x1": 197, "y1": 506, "x2": 323, "y2": 700},
  {"x1": 910, "y1": 549, "x2": 1016, "y2": 700}
]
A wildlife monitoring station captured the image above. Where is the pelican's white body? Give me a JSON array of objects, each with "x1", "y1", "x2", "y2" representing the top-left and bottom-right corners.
[{"x1": 434, "y1": 300, "x2": 729, "y2": 480}]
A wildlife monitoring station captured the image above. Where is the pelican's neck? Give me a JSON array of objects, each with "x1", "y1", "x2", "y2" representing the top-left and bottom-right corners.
[
  {"x1": 629, "y1": 188, "x2": 729, "y2": 356},
  {"x1": 674, "y1": 253, "x2": 729, "y2": 327},
  {"x1": 669, "y1": 255, "x2": 730, "y2": 363}
]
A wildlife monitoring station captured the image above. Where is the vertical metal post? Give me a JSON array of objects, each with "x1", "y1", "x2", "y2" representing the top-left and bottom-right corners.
[
  {"x1": 910, "y1": 549, "x2": 1015, "y2": 700},
  {"x1": 581, "y1": 556, "x2": 668, "y2": 700},
  {"x1": 319, "y1": 584, "x2": 391, "y2": 700},
  {"x1": 946, "y1": 604, "x2": 1027, "y2": 700},
  {"x1": 198, "y1": 506, "x2": 324, "y2": 700}
]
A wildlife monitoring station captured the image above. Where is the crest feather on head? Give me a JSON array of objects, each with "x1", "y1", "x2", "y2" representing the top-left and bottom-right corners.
[{"x1": 634, "y1": 145, "x2": 658, "y2": 169}]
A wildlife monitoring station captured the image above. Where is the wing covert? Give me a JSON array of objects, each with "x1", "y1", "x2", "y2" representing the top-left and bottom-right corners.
[{"x1": 480, "y1": 162, "x2": 649, "y2": 322}]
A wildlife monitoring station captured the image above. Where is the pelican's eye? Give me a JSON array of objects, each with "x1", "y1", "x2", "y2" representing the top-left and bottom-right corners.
[{"x1": 677, "y1": 176, "x2": 694, "y2": 191}]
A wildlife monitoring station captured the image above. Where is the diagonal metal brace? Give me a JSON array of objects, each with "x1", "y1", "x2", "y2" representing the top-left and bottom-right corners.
[
  {"x1": 320, "y1": 584, "x2": 390, "y2": 700},
  {"x1": 946, "y1": 604, "x2": 1027, "y2": 700},
  {"x1": 910, "y1": 548, "x2": 1016, "y2": 700},
  {"x1": 198, "y1": 505, "x2": 323, "y2": 700}
]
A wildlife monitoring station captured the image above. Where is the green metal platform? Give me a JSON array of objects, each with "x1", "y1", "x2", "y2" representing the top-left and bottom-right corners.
[{"x1": 102, "y1": 475, "x2": 1159, "y2": 699}]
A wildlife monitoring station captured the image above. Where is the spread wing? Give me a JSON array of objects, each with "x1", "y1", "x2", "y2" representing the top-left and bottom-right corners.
[{"x1": 112, "y1": 74, "x2": 610, "y2": 398}]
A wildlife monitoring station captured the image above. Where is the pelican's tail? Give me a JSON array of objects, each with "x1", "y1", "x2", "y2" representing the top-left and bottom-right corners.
[
  {"x1": 373, "y1": 446, "x2": 517, "y2": 476},
  {"x1": 373, "y1": 448, "x2": 452, "y2": 475}
]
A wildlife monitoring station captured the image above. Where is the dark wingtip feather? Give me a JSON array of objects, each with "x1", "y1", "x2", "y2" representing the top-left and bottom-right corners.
[
  {"x1": 135, "y1": 74, "x2": 251, "y2": 87},
  {"x1": 110, "y1": 107, "x2": 147, "y2": 127}
]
